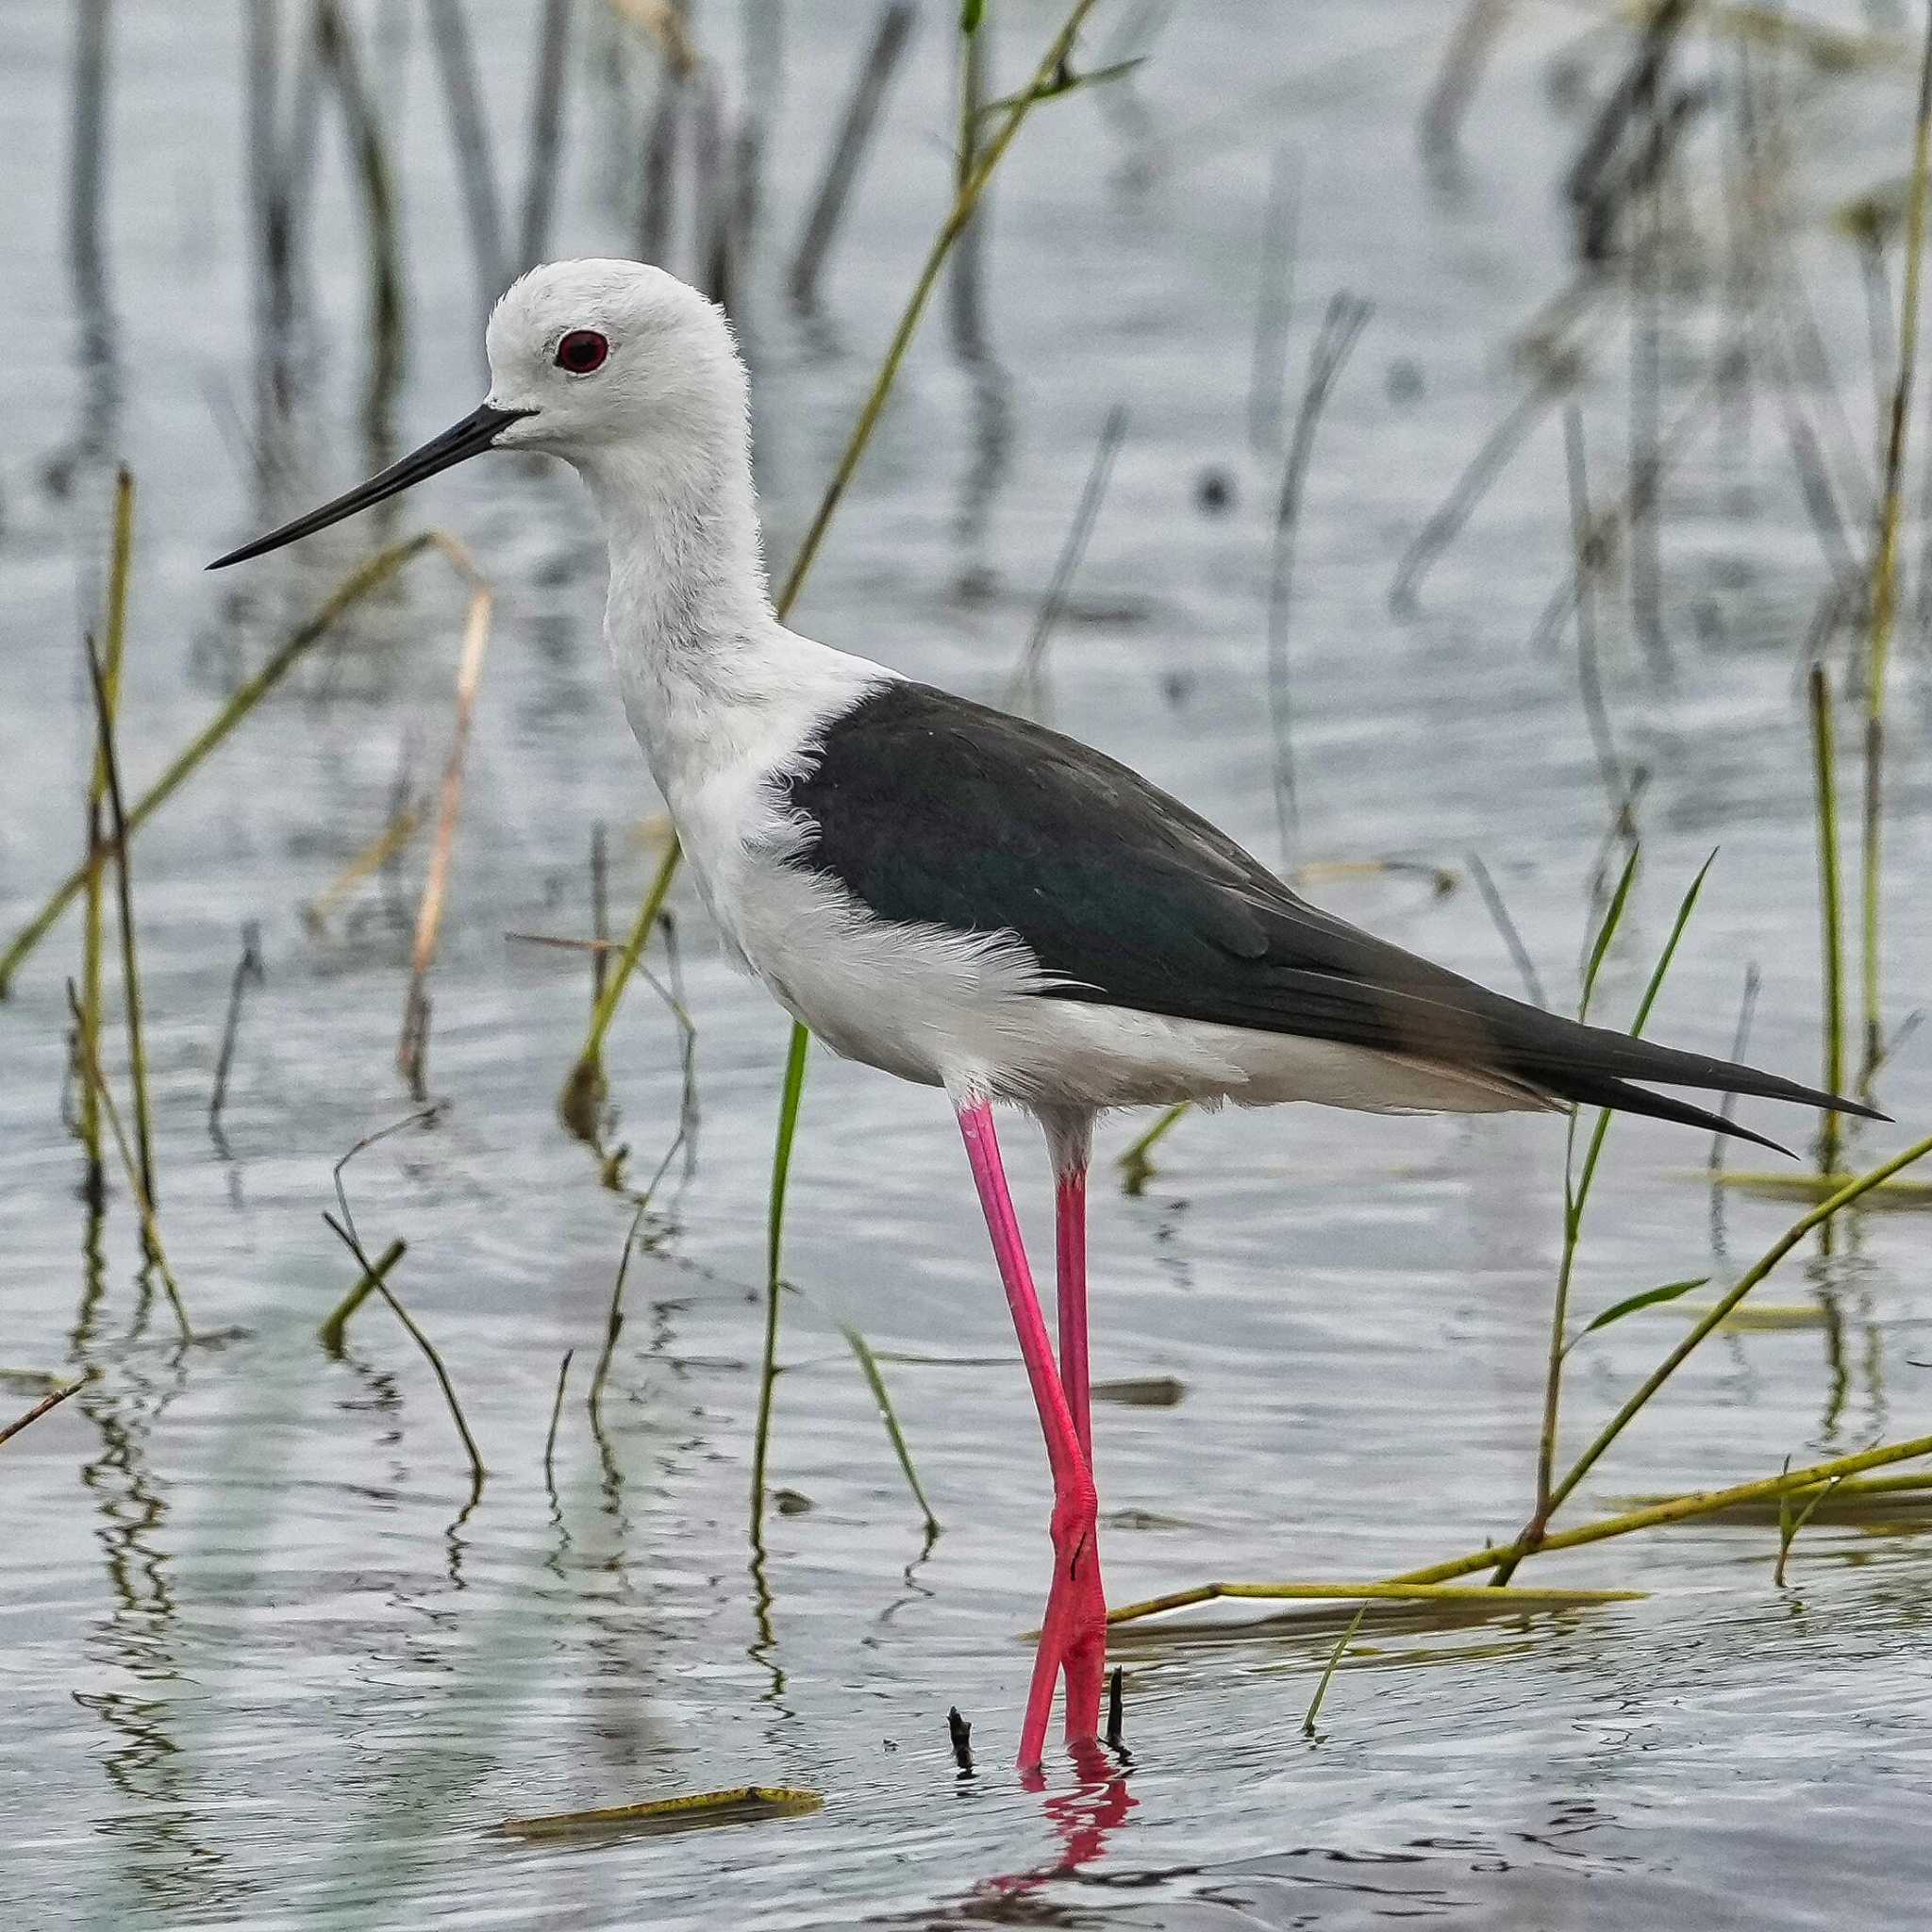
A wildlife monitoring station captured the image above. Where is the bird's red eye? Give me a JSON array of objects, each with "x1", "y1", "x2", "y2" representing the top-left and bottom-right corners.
[{"x1": 556, "y1": 329, "x2": 608, "y2": 374}]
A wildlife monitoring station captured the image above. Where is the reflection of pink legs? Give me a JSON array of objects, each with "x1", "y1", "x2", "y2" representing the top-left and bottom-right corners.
[{"x1": 955, "y1": 1099, "x2": 1107, "y2": 1766}]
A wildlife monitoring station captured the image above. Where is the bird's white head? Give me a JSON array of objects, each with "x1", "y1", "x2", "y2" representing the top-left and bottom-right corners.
[
  {"x1": 483, "y1": 259, "x2": 747, "y2": 463},
  {"x1": 208, "y1": 259, "x2": 754, "y2": 571}
]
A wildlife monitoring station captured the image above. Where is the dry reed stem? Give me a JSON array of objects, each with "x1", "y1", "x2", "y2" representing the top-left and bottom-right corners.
[
  {"x1": 2, "y1": 534, "x2": 436, "y2": 995},
  {"x1": 0, "y1": 1376, "x2": 89, "y2": 1452},
  {"x1": 399, "y1": 535, "x2": 494, "y2": 1096}
]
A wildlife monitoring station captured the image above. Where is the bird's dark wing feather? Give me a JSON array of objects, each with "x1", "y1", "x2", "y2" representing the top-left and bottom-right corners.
[{"x1": 780, "y1": 681, "x2": 1879, "y2": 1147}]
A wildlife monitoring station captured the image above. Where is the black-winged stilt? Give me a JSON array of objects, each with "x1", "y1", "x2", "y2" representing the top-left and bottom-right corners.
[{"x1": 212, "y1": 259, "x2": 1878, "y2": 1768}]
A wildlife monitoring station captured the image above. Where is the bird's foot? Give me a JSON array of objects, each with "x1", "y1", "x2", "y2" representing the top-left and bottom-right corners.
[{"x1": 1020, "y1": 1481, "x2": 1108, "y2": 1766}]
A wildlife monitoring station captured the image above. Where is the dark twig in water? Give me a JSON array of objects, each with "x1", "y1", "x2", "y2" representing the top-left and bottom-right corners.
[
  {"x1": 1267, "y1": 292, "x2": 1371, "y2": 866},
  {"x1": 590, "y1": 824, "x2": 610, "y2": 1007},
  {"x1": 1420, "y1": 0, "x2": 1514, "y2": 160},
  {"x1": 588, "y1": 1204, "x2": 648, "y2": 1429},
  {"x1": 425, "y1": 0, "x2": 508, "y2": 321},
  {"x1": 787, "y1": 2, "x2": 919, "y2": 309},
  {"x1": 517, "y1": 0, "x2": 573, "y2": 273},
  {"x1": 324, "y1": 1211, "x2": 484, "y2": 1487},
  {"x1": 947, "y1": 1706, "x2": 974, "y2": 1774},
  {"x1": 948, "y1": 7, "x2": 991, "y2": 358},
  {"x1": 1390, "y1": 355, "x2": 1580, "y2": 618},
  {"x1": 1106, "y1": 1665, "x2": 1126, "y2": 1750},
  {"x1": 208, "y1": 923, "x2": 265, "y2": 1145},
  {"x1": 1004, "y1": 405, "x2": 1129, "y2": 720},
  {"x1": 1464, "y1": 853, "x2": 1546, "y2": 1008},
  {"x1": 1246, "y1": 145, "x2": 1299, "y2": 456},
  {"x1": 1564, "y1": 405, "x2": 1623, "y2": 813},
  {"x1": 332, "y1": 1105, "x2": 444, "y2": 1254},
  {"x1": 313, "y1": 0, "x2": 407, "y2": 459},
  {"x1": 544, "y1": 1348, "x2": 574, "y2": 1498},
  {"x1": 0, "y1": 1376, "x2": 89, "y2": 1452}
]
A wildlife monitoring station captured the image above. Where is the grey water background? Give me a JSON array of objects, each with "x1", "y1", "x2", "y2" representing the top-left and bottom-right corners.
[{"x1": 7, "y1": 2, "x2": 1932, "y2": 1925}]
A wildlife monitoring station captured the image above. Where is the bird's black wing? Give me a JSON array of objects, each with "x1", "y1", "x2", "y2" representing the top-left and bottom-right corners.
[{"x1": 781, "y1": 681, "x2": 1878, "y2": 1149}]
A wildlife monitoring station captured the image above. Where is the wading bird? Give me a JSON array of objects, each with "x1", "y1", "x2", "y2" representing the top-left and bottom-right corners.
[{"x1": 213, "y1": 260, "x2": 1876, "y2": 1769}]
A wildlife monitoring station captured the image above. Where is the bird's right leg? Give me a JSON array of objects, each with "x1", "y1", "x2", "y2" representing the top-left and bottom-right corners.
[{"x1": 954, "y1": 1097, "x2": 1103, "y2": 1768}]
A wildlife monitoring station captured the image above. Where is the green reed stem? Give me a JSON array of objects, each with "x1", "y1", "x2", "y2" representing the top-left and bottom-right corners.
[
  {"x1": 838, "y1": 1322, "x2": 941, "y2": 1537},
  {"x1": 1302, "y1": 1603, "x2": 1368, "y2": 1737},
  {"x1": 1117, "y1": 1100, "x2": 1191, "y2": 1193},
  {"x1": 77, "y1": 468, "x2": 135, "y2": 1195},
  {"x1": 1384, "y1": 1428, "x2": 1932, "y2": 1591},
  {"x1": 558, "y1": 835, "x2": 681, "y2": 1140},
  {"x1": 1499, "y1": 849, "x2": 1709, "y2": 1586},
  {"x1": 1809, "y1": 663, "x2": 1846, "y2": 1180},
  {"x1": 771, "y1": 0, "x2": 1103, "y2": 620},
  {"x1": 1858, "y1": 0, "x2": 1932, "y2": 1099},
  {"x1": 3, "y1": 534, "x2": 435, "y2": 997},
  {"x1": 84, "y1": 631, "x2": 157, "y2": 1227},
  {"x1": 1383, "y1": 1132, "x2": 1932, "y2": 1589},
  {"x1": 63, "y1": 980, "x2": 189, "y2": 1340},
  {"x1": 750, "y1": 1023, "x2": 811, "y2": 1543},
  {"x1": 317, "y1": 1236, "x2": 407, "y2": 1354}
]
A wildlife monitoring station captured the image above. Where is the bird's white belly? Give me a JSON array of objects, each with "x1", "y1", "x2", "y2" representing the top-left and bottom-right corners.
[{"x1": 694, "y1": 842, "x2": 1542, "y2": 1118}]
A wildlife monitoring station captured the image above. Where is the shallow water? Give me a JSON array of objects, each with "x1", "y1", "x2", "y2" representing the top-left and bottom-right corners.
[{"x1": 7, "y1": 3, "x2": 1932, "y2": 1926}]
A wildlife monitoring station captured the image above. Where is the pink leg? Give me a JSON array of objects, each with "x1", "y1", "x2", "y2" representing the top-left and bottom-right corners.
[
  {"x1": 1051, "y1": 1136, "x2": 1112, "y2": 1746},
  {"x1": 956, "y1": 1100, "x2": 1107, "y2": 1766}
]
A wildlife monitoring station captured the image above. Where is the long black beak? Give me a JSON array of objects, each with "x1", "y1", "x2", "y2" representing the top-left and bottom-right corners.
[{"x1": 208, "y1": 402, "x2": 532, "y2": 569}]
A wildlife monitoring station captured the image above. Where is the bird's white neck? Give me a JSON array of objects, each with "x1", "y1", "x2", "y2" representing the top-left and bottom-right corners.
[{"x1": 572, "y1": 414, "x2": 891, "y2": 806}]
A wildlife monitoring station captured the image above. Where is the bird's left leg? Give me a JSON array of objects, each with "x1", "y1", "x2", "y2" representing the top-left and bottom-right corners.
[
  {"x1": 954, "y1": 1095, "x2": 1106, "y2": 1766},
  {"x1": 1041, "y1": 1107, "x2": 1107, "y2": 1742}
]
